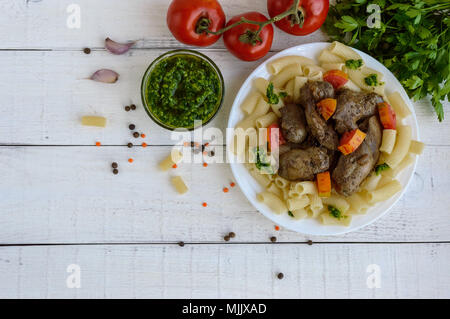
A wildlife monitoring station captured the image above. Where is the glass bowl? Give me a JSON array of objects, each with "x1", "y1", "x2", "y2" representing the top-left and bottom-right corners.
[{"x1": 140, "y1": 49, "x2": 225, "y2": 131}]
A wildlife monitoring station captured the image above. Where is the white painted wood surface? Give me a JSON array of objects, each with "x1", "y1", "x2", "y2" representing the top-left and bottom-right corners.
[
  {"x1": 0, "y1": 244, "x2": 449, "y2": 299},
  {"x1": 0, "y1": 0, "x2": 449, "y2": 298}
]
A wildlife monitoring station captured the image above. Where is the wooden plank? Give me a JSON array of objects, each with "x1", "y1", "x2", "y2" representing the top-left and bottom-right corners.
[
  {"x1": 0, "y1": 49, "x2": 264, "y2": 145},
  {"x1": 0, "y1": 0, "x2": 326, "y2": 50},
  {"x1": 0, "y1": 243, "x2": 448, "y2": 298},
  {"x1": 0, "y1": 50, "x2": 448, "y2": 146},
  {"x1": 0, "y1": 145, "x2": 448, "y2": 244}
]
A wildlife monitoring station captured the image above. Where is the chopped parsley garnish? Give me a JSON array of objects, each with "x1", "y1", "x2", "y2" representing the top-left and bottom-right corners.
[
  {"x1": 255, "y1": 146, "x2": 270, "y2": 170},
  {"x1": 345, "y1": 59, "x2": 363, "y2": 70},
  {"x1": 278, "y1": 92, "x2": 288, "y2": 99},
  {"x1": 266, "y1": 82, "x2": 287, "y2": 105},
  {"x1": 375, "y1": 163, "x2": 390, "y2": 175},
  {"x1": 328, "y1": 205, "x2": 346, "y2": 220},
  {"x1": 288, "y1": 211, "x2": 294, "y2": 218},
  {"x1": 364, "y1": 74, "x2": 383, "y2": 87}
]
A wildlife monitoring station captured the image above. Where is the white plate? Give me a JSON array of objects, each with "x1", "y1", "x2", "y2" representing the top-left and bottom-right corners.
[{"x1": 227, "y1": 42, "x2": 419, "y2": 236}]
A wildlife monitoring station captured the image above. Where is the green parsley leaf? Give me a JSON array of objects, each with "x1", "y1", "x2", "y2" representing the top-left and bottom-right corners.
[
  {"x1": 278, "y1": 92, "x2": 288, "y2": 98},
  {"x1": 375, "y1": 163, "x2": 390, "y2": 175},
  {"x1": 334, "y1": 15, "x2": 359, "y2": 32},
  {"x1": 364, "y1": 74, "x2": 382, "y2": 86},
  {"x1": 345, "y1": 59, "x2": 363, "y2": 70},
  {"x1": 328, "y1": 205, "x2": 346, "y2": 220},
  {"x1": 288, "y1": 211, "x2": 294, "y2": 218},
  {"x1": 266, "y1": 82, "x2": 287, "y2": 105},
  {"x1": 255, "y1": 147, "x2": 270, "y2": 170}
]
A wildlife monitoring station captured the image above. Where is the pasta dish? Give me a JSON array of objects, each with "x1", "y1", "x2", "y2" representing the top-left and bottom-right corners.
[{"x1": 231, "y1": 42, "x2": 424, "y2": 226}]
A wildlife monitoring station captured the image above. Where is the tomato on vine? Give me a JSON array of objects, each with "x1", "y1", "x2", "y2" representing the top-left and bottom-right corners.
[
  {"x1": 167, "y1": 0, "x2": 226, "y2": 47},
  {"x1": 223, "y1": 12, "x2": 274, "y2": 61},
  {"x1": 267, "y1": 0, "x2": 329, "y2": 36},
  {"x1": 166, "y1": 0, "x2": 330, "y2": 61}
]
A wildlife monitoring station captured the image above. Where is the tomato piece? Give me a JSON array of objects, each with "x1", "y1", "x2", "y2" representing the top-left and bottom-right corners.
[
  {"x1": 316, "y1": 98, "x2": 337, "y2": 121},
  {"x1": 167, "y1": 0, "x2": 226, "y2": 47},
  {"x1": 338, "y1": 129, "x2": 366, "y2": 155},
  {"x1": 323, "y1": 70, "x2": 348, "y2": 89},
  {"x1": 267, "y1": 0, "x2": 329, "y2": 36},
  {"x1": 316, "y1": 171, "x2": 331, "y2": 198},
  {"x1": 223, "y1": 12, "x2": 274, "y2": 61},
  {"x1": 267, "y1": 123, "x2": 286, "y2": 151},
  {"x1": 377, "y1": 102, "x2": 397, "y2": 130}
]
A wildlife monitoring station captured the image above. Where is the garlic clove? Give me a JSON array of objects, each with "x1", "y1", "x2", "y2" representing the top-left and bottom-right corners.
[
  {"x1": 90, "y1": 69, "x2": 119, "y2": 83},
  {"x1": 105, "y1": 37, "x2": 135, "y2": 55}
]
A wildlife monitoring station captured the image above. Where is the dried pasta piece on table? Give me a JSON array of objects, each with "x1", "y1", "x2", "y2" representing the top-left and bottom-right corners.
[
  {"x1": 171, "y1": 176, "x2": 188, "y2": 195},
  {"x1": 159, "y1": 149, "x2": 183, "y2": 171},
  {"x1": 81, "y1": 116, "x2": 107, "y2": 127}
]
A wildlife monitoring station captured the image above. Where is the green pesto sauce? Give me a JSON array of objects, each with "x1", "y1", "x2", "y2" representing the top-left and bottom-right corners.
[{"x1": 146, "y1": 54, "x2": 221, "y2": 129}]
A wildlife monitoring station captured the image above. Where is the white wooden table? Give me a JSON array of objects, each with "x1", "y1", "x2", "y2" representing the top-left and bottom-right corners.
[{"x1": 0, "y1": 0, "x2": 449, "y2": 299}]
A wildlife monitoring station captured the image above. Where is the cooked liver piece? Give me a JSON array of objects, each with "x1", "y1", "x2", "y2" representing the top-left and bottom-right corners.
[
  {"x1": 300, "y1": 81, "x2": 339, "y2": 150},
  {"x1": 278, "y1": 147, "x2": 330, "y2": 181},
  {"x1": 332, "y1": 116, "x2": 382, "y2": 196},
  {"x1": 333, "y1": 88, "x2": 384, "y2": 134},
  {"x1": 280, "y1": 104, "x2": 307, "y2": 144}
]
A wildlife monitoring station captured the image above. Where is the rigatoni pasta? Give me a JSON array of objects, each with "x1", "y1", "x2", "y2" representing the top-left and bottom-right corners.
[
  {"x1": 366, "y1": 180, "x2": 402, "y2": 204},
  {"x1": 171, "y1": 176, "x2": 188, "y2": 194},
  {"x1": 380, "y1": 129, "x2": 397, "y2": 154},
  {"x1": 267, "y1": 55, "x2": 315, "y2": 74},
  {"x1": 384, "y1": 125, "x2": 412, "y2": 168},
  {"x1": 159, "y1": 149, "x2": 183, "y2": 171},
  {"x1": 272, "y1": 65, "x2": 303, "y2": 88},
  {"x1": 387, "y1": 92, "x2": 412, "y2": 118},
  {"x1": 257, "y1": 191, "x2": 287, "y2": 214}
]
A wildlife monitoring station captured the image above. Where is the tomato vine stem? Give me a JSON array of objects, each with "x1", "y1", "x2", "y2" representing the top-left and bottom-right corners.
[{"x1": 202, "y1": 0, "x2": 303, "y2": 44}]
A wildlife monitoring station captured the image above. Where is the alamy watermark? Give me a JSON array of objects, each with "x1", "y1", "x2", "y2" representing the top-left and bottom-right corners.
[
  {"x1": 366, "y1": 264, "x2": 381, "y2": 289},
  {"x1": 66, "y1": 264, "x2": 81, "y2": 289},
  {"x1": 367, "y1": 4, "x2": 381, "y2": 29},
  {"x1": 66, "y1": 4, "x2": 81, "y2": 29}
]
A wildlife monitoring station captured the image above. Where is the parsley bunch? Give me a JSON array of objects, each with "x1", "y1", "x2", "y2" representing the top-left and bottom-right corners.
[{"x1": 324, "y1": 0, "x2": 450, "y2": 121}]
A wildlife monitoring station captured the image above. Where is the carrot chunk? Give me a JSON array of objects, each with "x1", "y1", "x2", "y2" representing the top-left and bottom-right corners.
[
  {"x1": 323, "y1": 70, "x2": 349, "y2": 89},
  {"x1": 377, "y1": 102, "x2": 397, "y2": 130},
  {"x1": 316, "y1": 171, "x2": 331, "y2": 198},
  {"x1": 316, "y1": 98, "x2": 337, "y2": 121},
  {"x1": 338, "y1": 129, "x2": 366, "y2": 155}
]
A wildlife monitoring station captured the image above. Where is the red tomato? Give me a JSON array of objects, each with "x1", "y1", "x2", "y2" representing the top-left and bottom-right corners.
[
  {"x1": 377, "y1": 102, "x2": 397, "y2": 130},
  {"x1": 223, "y1": 12, "x2": 274, "y2": 61},
  {"x1": 323, "y1": 70, "x2": 348, "y2": 90},
  {"x1": 267, "y1": 122, "x2": 286, "y2": 151},
  {"x1": 167, "y1": 0, "x2": 226, "y2": 47},
  {"x1": 267, "y1": 0, "x2": 329, "y2": 36}
]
